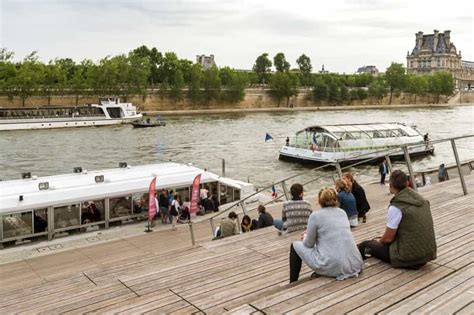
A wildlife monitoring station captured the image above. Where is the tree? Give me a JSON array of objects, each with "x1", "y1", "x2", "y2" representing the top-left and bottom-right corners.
[
  {"x1": 252, "y1": 53, "x2": 272, "y2": 84},
  {"x1": 273, "y1": 52, "x2": 290, "y2": 73},
  {"x1": 0, "y1": 48, "x2": 16, "y2": 99},
  {"x1": 296, "y1": 54, "x2": 312, "y2": 86},
  {"x1": 269, "y1": 72, "x2": 299, "y2": 107},
  {"x1": 312, "y1": 77, "x2": 328, "y2": 102},
  {"x1": 385, "y1": 63, "x2": 407, "y2": 104},
  {"x1": 406, "y1": 75, "x2": 428, "y2": 104},
  {"x1": 356, "y1": 88, "x2": 368, "y2": 102},
  {"x1": 42, "y1": 61, "x2": 66, "y2": 105},
  {"x1": 340, "y1": 85, "x2": 350, "y2": 103},
  {"x1": 187, "y1": 64, "x2": 203, "y2": 104},
  {"x1": 368, "y1": 78, "x2": 387, "y2": 102},
  {"x1": 71, "y1": 59, "x2": 95, "y2": 105},
  {"x1": 169, "y1": 69, "x2": 184, "y2": 101},
  {"x1": 14, "y1": 51, "x2": 45, "y2": 106},
  {"x1": 132, "y1": 45, "x2": 163, "y2": 87},
  {"x1": 428, "y1": 72, "x2": 454, "y2": 103},
  {"x1": 202, "y1": 66, "x2": 221, "y2": 103},
  {"x1": 327, "y1": 82, "x2": 341, "y2": 104},
  {"x1": 221, "y1": 71, "x2": 248, "y2": 103}
]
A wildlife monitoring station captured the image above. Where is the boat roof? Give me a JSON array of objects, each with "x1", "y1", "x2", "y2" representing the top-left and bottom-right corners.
[
  {"x1": 298, "y1": 123, "x2": 420, "y2": 137},
  {"x1": 0, "y1": 163, "x2": 251, "y2": 213}
]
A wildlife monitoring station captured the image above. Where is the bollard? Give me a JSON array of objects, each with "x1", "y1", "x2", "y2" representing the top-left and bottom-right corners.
[
  {"x1": 451, "y1": 139, "x2": 468, "y2": 195},
  {"x1": 335, "y1": 161, "x2": 343, "y2": 179},
  {"x1": 221, "y1": 159, "x2": 226, "y2": 177},
  {"x1": 188, "y1": 223, "x2": 196, "y2": 246},
  {"x1": 281, "y1": 181, "x2": 290, "y2": 201},
  {"x1": 210, "y1": 217, "x2": 216, "y2": 236},
  {"x1": 403, "y1": 146, "x2": 418, "y2": 192}
]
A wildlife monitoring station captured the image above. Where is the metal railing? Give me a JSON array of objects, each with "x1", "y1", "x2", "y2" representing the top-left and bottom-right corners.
[{"x1": 195, "y1": 134, "x2": 473, "y2": 242}]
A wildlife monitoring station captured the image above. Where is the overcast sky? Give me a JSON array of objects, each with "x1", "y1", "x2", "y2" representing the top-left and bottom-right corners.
[{"x1": 1, "y1": 0, "x2": 473, "y2": 73}]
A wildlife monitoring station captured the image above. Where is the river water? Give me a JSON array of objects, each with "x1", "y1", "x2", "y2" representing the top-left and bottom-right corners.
[{"x1": 1, "y1": 105, "x2": 473, "y2": 192}]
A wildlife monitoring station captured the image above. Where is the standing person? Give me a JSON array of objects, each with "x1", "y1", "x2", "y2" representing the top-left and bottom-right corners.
[
  {"x1": 358, "y1": 170, "x2": 437, "y2": 268},
  {"x1": 379, "y1": 160, "x2": 389, "y2": 185},
  {"x1": 289, "y1": 187, "x2": 363, "y2": 283},
  {"x1": 170, "y1": 195, "x2": 181, "y2": 230},
  {"x1": 158, "y1": 190, "x2": 169, "y2": 225},
  {"x1": 438, "y1": 164, "x2": 448, "y2": 182},
  {"x1": 343, "y1": 172, "x2": 371, "y2": 223},
  {"x1": 335, "y1": 179, "x2": 358, "y2": 227},
  {"x1": 273, "y1": 183, "x2": 313, "y2": 233},
  {"x1": 256, "y1": 205, "x2": 274, "y2": 229},
  {"x1": 180, "y1": 197, "x2": 191, "y2": 223}
]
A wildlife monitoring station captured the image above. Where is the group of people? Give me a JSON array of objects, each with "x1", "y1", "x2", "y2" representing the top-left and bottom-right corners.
[
  {"x1": 157, "y1": 190, "x2": 191, "y2": 230},
  {"x1": 286, "y1": 169, "x2": 437, "y2": 283},
  {"x1": 215, "y1": 204, "x2": 274, "y2": 238}
]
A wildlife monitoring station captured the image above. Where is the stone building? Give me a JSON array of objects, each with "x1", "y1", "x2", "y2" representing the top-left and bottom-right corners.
[
  {"x1": 356, "y1": 65, "x2": 379, "y2": 75},
  {"x1": 196, "y1": 54, "x2": 217, "y2": 70},
  {"x1": 407, "y1": 30, "x2": 473, "y2": 89}
]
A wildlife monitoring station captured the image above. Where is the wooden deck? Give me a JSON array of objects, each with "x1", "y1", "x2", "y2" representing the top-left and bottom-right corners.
[{"x1": 0, "y1": 176, "x2": 472, "y2": 314}]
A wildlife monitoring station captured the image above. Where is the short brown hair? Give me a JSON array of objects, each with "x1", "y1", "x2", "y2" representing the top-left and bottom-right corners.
[
  {"x1": 290, "y1": 183, "x2": 304, "y2": 199},
  {"x1": 390, "y1": 170, "x2": 408, "y2": 191},
  {"x1": 318, "y1": 187, "x2": 338, "y2": 207},
  {"x1": 258, "y1": 205, "x2": 266, "y2": 213},
  {"x1": 228, "y1": 211, "x2": 238, "y2": 219}
]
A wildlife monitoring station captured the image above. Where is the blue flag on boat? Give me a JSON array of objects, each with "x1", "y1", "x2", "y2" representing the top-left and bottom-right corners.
[{"x1": 265, "y1": 133, "x2": 274, "y2": 142}]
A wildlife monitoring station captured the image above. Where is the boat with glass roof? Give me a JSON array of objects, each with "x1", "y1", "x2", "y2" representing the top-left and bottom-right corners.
[{"x1": 279, "y1": 123, "x2": 434, "y2": 164}]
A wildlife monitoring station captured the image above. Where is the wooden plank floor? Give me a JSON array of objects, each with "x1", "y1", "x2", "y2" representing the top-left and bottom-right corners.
[{"x1": 0, "y1": 175, "x2": 472, "y2": 314}]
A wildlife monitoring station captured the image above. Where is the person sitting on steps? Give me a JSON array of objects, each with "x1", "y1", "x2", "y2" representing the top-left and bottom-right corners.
[{"x1": 357, "y1": 170, "x2": 437, "y2": 269}]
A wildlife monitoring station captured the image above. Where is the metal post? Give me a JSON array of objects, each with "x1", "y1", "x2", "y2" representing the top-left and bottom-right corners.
[
  {"x1": 105, "y1": 197, "x2": 110, "y2": 229},
  {"x1": 335, "y1": 161, "x2": 343, "y2": 179},
  {"x1": 0, "y1": 215, "x2": 3, "y2": 242},
  {"x1": 240, "y1": 202, "x2": 248, "y2": 215},
  {"x1": 48, "y1": 206, "x2": 53, "y2": 240},
  {"x1": 451, "y1": 139, "x2": 468, "y2": 195},
  {"x1": 188, "y1": 223, "x2": 196, "y2": 246},
  {"x1": 281, "y1": 181, "x2": 290, "y2": 201},
  {"x1": 216, "y1": 182, "x2": 221, "y2": 205},
  {"x1": 221, "y1": 159, "x2": 226, "y2": 177},
  {"x1": 385, "y1": 155, "x2": 393, "y2": 173},
  {"x1": 210, "y1": 217, "x2": 216, "y2": 236},
  {"x1": 403, "y1": 146, "x2": 418, "y2": 192}
]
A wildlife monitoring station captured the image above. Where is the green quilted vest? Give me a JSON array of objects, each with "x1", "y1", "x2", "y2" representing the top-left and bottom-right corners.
[{"x1": 389, "y1": 188, "x2": 437, "y2": 268}]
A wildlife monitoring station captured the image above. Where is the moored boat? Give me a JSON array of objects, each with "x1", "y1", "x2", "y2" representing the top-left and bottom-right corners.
[
  {"x1": 0, "y1": 162, "x2": 255, "y2": 245},
  {"x1": 279, "y1": 123, "x2": 434, "y2": 164},
  {"x1": 0, "y1": 98, "x2": 142, "y2": 131}
]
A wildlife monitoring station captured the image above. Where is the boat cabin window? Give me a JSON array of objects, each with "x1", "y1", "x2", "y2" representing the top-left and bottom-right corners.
[
  {"x1": 2, "y1": 211, "x2": 33, "y2": 239},
  {"x1": 398, "y1": 129, "x2": 409, "y2": 137},
  {"x1": 219, "y1": 185, "x2": 240, "y2": 204},
  {"x1": 34, "y1": 208, "x2": 48, "y2": 233},
  {"x1": 322, "y1": 135, "x2": 337, "y2": 148},
  {"x1": 54, "y1": 203, "x2": 81, "y2": 229},
  {"x1": 81, "y1": 200, "x2": 105, "y2": 224},
  {"x1": 107, "y1": 108, "x2": 122, "y2": 119},
  {"x1": 110, "y1": 196, "x2": 132, "y2": 218},
  {"x1": 174, "y1": 186, "x2": 191, "y2": 202}
]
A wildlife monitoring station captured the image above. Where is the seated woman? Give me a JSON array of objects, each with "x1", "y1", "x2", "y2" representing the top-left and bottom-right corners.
[
  {"x1": 335, "y1": 179, "x2": 358, "y2": 227},
  {"x1": 289, "y1": 187, "x2": 363, "y2": 283},
  {"x1": 241, "y1": 215, "x2": 255, "y2": 233}
]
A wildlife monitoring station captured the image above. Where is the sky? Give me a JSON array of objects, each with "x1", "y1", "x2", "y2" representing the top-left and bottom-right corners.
[{"x1": 1, "y1": 0, "x2": 473, "y2": 73}]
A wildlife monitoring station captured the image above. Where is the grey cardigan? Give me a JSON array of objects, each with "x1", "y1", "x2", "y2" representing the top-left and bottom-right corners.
[{"x1": 293, "y1": 207, "x2": 363, "y2": 280}]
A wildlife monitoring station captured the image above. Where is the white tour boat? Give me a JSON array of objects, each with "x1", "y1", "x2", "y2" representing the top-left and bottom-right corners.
[
  {"x1": 0, "y1": 98, "x2": 142, "y2": 131},
  {"x1": 279, "y1": 123, "x2": 434, "y2": 164},
  {"x1": 0, "y1": 162, "x2": 255, "y2": 245}
]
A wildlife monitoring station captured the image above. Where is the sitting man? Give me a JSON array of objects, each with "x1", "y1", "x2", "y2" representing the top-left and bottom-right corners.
[
  {"x1": 358, "y1": 170, "x2": 437, "y2": 268},
  {"x1": 273, "y1": 183, "x2": 313, "y2": 233},
  {"x1": 216, "y1": 211, "x2": 239, "y2": 238}
]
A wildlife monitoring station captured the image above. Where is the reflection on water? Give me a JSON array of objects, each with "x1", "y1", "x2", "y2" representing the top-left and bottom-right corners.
[{"x1": 1, "y1": 106, "x2": 473, "y2": 191}]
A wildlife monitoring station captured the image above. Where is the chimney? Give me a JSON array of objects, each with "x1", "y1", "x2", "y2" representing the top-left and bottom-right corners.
[
  {"x1": 416, "y1": 31, "x2": 423, "y2": 51},
  {"x1": 433, "y1": 30, "x2": 439, "y2": 52},
  {"x1": 444, "y1": 30, "x2": 451, "y2": 47}
]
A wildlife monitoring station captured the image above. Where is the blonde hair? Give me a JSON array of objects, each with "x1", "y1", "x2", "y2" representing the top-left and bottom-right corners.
[
  {"x1": 318, "y1": 187, "x2": 338, "y2": 208},
  {"x1": 335, "y1": 179, "x2": 350, "y2": 192}
]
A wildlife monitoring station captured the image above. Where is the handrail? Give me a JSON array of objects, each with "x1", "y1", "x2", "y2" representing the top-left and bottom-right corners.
[{"x1": 209, "y1": 134, "x2": 474, "y2": 221}]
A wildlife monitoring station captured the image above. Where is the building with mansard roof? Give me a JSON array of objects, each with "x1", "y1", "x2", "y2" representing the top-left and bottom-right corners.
[{"x1": 407, "y1": 30, "x2": 473, "y2": 89}]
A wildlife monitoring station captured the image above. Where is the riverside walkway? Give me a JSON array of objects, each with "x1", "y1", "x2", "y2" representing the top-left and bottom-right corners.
[{"x1": 0, "y1": 175, "x2": 472, "y2": 314}]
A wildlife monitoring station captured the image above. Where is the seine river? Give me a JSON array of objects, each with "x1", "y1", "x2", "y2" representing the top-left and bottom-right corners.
[{"x1": 1, "y1": 105, "x2": 473, "y2": 191}]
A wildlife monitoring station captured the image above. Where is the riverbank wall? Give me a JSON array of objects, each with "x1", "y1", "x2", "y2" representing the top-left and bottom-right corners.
[{"x1": 1, "y1": 89, "x2": 473, "y2": 110}]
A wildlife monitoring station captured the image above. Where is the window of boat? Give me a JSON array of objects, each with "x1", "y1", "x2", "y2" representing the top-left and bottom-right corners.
[
  {"x1": 219, "y1": 185, "x2": 229, "y2": 204},
  {"x1": 54, "y1": 203, "x2": 81, "y2": 229},
  {"x1": 357, "y1": 131, "x2": 372, "y2": 140},
  {"x1": 389, "y1": 130, "x2": 401, "y2": 137},
  {"x1": 107, "y1": 107, "x2": 122, "y2": 119},
  {"x1": 373, "y1": 131, "x2": 385, "y2": 138},
  {"x1": 33, "y1": 208, "x2": 48, "y2": 234},
  {"x1": 132, "y1": 193, "x2": 149, "y2": 214},
  {"x1": 322, "y1": 135, "x2": 337, "y2": 149},
  {"x1": 2, "y1": 211, "x2": 33, "y2": 239},
  {"x1": 174, "y1": 186, "x2": 191, "y2": 202},
  {"x1": 80, "y1": 200, "x2": 105, "y2": 224},
  {"x1": 109, "y1": 196, "x2": 132, "y2": 218},
  {"x1": 398, "y1": 129, "x2": 409, "y2": 137}
]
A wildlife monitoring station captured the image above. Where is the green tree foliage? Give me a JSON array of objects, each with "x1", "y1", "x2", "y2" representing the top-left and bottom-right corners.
[
  {"x1": 327, "y1": 81, "x2": 341, "y2": 104},
  {"x1": 0, "y1": 48, "x2": 17, "y2": 99},
  {"x1": 43, "y1": 61, "x2": 66, "y2": 105},
  {"x1": 406, "y1": 75, "x2": 428, "y2": 104},
  {"x1": 14, "y1": 52, "x2": 45, "y2": 106},
  {"x1": 296, "y1": 54, "x2": 312, "y2": 86},
  {"x1": 428, "y1": 71, "x2": 454, "y2": 103},
  {"x1": 273, "y1": 52, "x2": 290, "y2": 73},
  {"x1": 368, "y1": 78, "x2": 387, "y2": 101},
  {"x1": 252, "y1": 53, "x2": 272, "y2": 84},
  {"x1": 187, "y1": 64, "x2": 203, "y2": 104},
  {"x1": 340, "y1": 85, "x2": 350, "y2": 102},
  {"x1": 385, "y1": 63, "x2": 407, "y2": 104},
  {"x1": 202, "y1": 66, "x2": 221, "y2": 103},
  {"x1": 169, "y1": 69, "x2": 184, "y2": 101},
  {"x1": 221, "y1": 71, "x2": 248, "y2": 103},
  {"x1": 312, "y1": 77, "x2": 328, "y2": 102},
  {"x1": 269, "y1": 72, "x2": 299, "y2": 107}
]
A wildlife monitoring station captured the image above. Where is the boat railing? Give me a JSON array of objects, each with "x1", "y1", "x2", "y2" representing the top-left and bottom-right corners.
[
  {"x1": 0, "y1": 113, "x2": 107, "y2": 120},
  {"x1": 286, "y1": 142, "x2": 429, "y2": 153},
  {"x1": 205, "y1": 134, "x2": 473, "y2": 240}
]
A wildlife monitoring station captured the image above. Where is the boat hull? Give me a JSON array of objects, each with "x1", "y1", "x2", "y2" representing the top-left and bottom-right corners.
[
  {"x1": 279, "y1": 144, "x2": 434, "y2": 166},
  {"x1": 0, "y1": 115, "x2": 142, "y2": 131}
]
